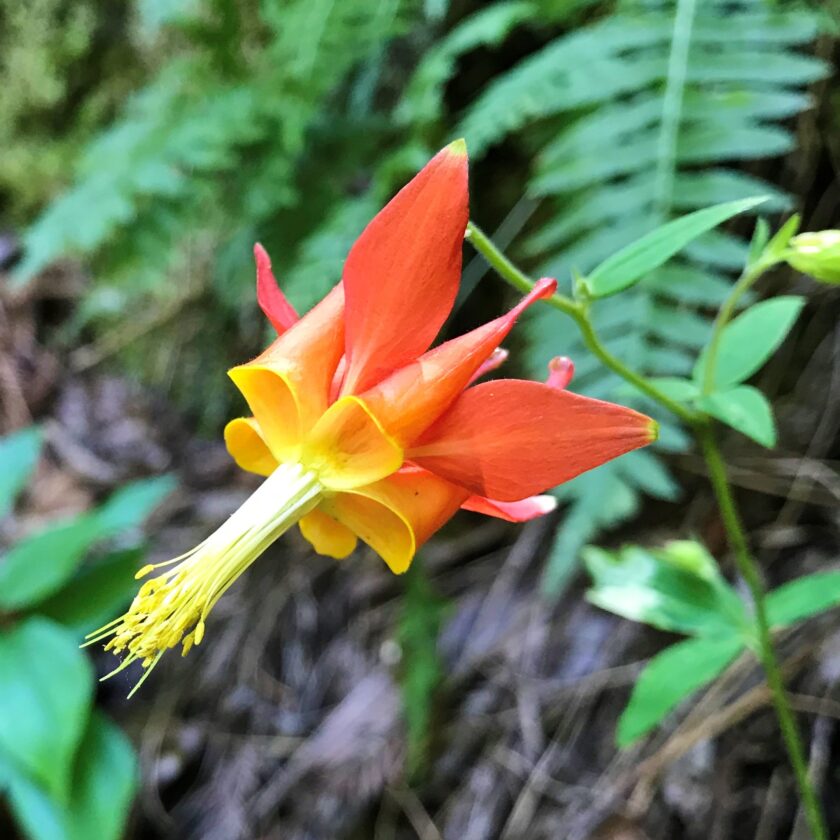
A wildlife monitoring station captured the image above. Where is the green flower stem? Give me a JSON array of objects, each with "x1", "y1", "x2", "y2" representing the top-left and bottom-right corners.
[
  {"x1": 465, "y1": 222, "x2": 698, "y2": 424},
  {"x1": 700, "y1": 426, "x2": 826, "y2": 840},
  {"x1": 467, "y1": 220, "x2": 828, "y2": 840}
]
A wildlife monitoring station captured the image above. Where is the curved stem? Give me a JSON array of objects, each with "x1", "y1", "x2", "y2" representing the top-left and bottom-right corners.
[
  {"x1": 466, "y1": 222, "x2": 698, "y2": 423},
  {"x1": 467, "y1": 221, "x2": 828, "y2": 840},
  {"x1": 700, "y1": 427, "x2": 827, "y2": 840},
  {"x1": 569, "y1": 303, "x2": 697, "y2": 423},
  {"x1": 465, "y1": 222, "x2": 575, "y2": 312}
]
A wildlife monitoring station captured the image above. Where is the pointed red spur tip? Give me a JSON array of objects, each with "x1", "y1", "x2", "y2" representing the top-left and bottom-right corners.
[
  {"x1": 493, "y1": 277, "x2": 556, "y2": 325},
  {"x1": 255, "y1": 243, "x2": 299, "y2": 335},
  {"x1": 532, "y1": 277, "x2": 558, "y2": 301},
  {"x1": 546, "y1": 356, "x2": 575, "y2": 390}
]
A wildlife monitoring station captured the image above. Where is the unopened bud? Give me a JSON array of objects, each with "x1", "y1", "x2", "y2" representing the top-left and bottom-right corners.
[{"x1": 786, "y1": 230, "x2": 840, "y2": 284}]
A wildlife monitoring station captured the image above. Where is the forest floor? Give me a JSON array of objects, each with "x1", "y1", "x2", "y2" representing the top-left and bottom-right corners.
[{"x1": 2, "y1": 257, "x2": 840, "y2": 840}]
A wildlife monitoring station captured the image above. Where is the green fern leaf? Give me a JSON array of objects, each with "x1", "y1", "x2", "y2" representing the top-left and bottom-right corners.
[{"x1": 461, "y1": 0, "x2": 828, "y2": 590}]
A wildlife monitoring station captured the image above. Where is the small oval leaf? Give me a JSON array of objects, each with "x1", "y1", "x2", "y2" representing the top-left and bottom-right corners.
[
  {"x1": 697, "y1": 386, "x2": 776, "y2": 447},
  {"x1": 694, "y1": 296, "x2": 805, "y2": 389}
]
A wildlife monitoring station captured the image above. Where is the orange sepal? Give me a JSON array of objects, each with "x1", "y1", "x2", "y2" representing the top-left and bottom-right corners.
[
  {"x1": 340, "y1": 141, "x2": 469, "y2": 395},
  {"x1": 359, "y1": 279, "x2": 556, "y2": 445},
  {"x1": 409, "y1": 380, "x2": 657, "y2": 501}
]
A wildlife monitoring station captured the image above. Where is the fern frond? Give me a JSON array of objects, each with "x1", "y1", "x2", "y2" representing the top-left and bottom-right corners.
[
  {"x1": 15, "y1": 0, "x2": 425, "y2": 425},
  {"x1": 397, "y1": 1, "x2": 538, "y2": 128},
  {"x1": 460, "y1": 0, "x2": 829, "y2": 589}
]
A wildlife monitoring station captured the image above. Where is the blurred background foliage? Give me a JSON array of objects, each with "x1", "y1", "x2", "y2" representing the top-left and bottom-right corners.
[
  {"x1": 0, "y1": 427, "x2": 172, "y2": 840},
  {"x1": 5, "y1": 0, "x2": 833, "y2": 589},
  {"x1": 1, "y1": 1, "x2": 838, "y2": 836}
]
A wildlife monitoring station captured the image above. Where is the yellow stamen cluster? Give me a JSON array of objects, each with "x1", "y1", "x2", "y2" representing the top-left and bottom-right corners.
[{"x1": 86, "y1": 463, "x2": 322, "y2": 695}]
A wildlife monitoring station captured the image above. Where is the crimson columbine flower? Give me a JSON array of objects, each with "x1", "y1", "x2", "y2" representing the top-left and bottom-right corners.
[{"x1": 88, "y1": 141, "x2": 656, "y2": 690}]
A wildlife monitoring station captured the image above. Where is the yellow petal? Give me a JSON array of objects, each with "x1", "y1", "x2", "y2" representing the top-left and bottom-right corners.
[
  {"x1": 299, "y1": 508, "x2": 357, "y2": 559},
  {"x1": 322, "y1": 467, "x2": 468, "y2": 574},
  {"x1": 323, "y1": 492, "x2": 414, "y2": 574},
  {"x1": 224, "y1": 417, "x2": 278, "y2": 476},
  {"x1": 227, "y1": 284, "x2": 346, "y2": 463},
  {"x1": 227, "y1": 366, "x2": 301, "y2": 462},
  {"x1": 302, "y1": 396, "x2": 403, "y2": 491}
]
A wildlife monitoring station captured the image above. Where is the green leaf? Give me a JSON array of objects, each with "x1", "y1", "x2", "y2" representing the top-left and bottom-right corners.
[
  {"x1": 0, "y1": 516, "x2": 111, "y2": 612},
  {"x1": 697, "y1": 386, "x2": 776, "y2": 447},
  {"x1": 0, "y1": 427, "x2": 42, "y2": 519},
  {"x1": 38, "y1": 548, "x2": 144, "y2": 638},
  {"x1": 616, "y1": 450, "x2": 680, "y2": 501},
  {"x1": 138, "y1": 0, "x2": 200, "y2": 36},
  {"x1": 397, "y1": 2, "x2": 535, "y2": 126},
  {"x1": 0, "y1": 618, "x2": 93, "y2": 802},
  {"x1": 766, "y1": 571, "x2": 840, "y2": 629},
  {"x1": 0, "y1": 475, "x2": 174, "y2": 611},
  {"x1": 747, "y1": 217, "x2": 771, "y2": 266},
  {"x1": 584, "y1": 542, "x2": 748, "y2": 637},
  {"x1": 93, "y1": 474, "x2": 176, "y2": 534},
  {"x1": 765, "y1": 214, "x2": 801, "y2": 260},
  {"x1": 617, "y1": 635, "x2": 744, "y2": 746},
  {"x1": 3, "y1": 768, "x2": 66, "y2": 840},
  {"x1": 3, "y1": 712, "x2": 137, "y2": 840},
  {"x1": 64, "y1": 712, "x2": 138, "y2": 840},
  {"x1": 646, "y1": 377, "x2": 700, "y2": 402},
  {"x1": 586, "y1": 198, "x2": 767, "y2": 298},
  {"x1": 694, "y1": 296, "x2": 805, "y2": 389}
]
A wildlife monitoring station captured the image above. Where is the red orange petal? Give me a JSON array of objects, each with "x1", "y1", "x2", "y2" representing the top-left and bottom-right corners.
[
  {"x1": 359, "y1": 279, "x2": 556, "y2": 445},
  {"x1": 462, "y1": 494, "x2": 557, "y2": 522},
  {"x1": 340, "y1": 141, "x2": 470, "y2": 395},
  {"x1": 408, "y1": 380, "x2": 657, "y2": 501}
]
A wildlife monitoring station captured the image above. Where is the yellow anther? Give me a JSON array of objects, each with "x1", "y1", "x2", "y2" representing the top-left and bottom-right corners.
[{"x1": 86, "y1": 462, "x2": 323, "y2": 695}]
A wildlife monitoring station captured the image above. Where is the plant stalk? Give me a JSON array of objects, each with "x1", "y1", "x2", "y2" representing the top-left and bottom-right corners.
[
  {"x1": 700, "y1": 427, "x2": 826, "y2": 840},
  {"x1": 467, "y1": 221, "x2": 827, "y2": 840}
]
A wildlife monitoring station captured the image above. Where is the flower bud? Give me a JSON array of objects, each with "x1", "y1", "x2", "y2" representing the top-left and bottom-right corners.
[{"x1": 786, "y1": 230, "x2": 840, "y2": 284}]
